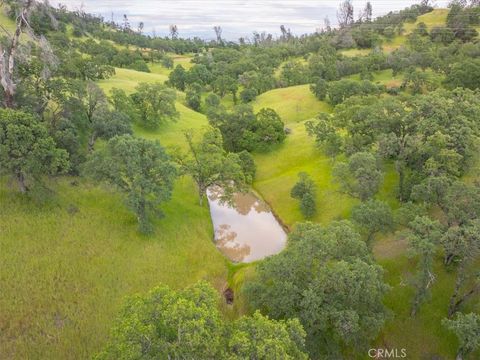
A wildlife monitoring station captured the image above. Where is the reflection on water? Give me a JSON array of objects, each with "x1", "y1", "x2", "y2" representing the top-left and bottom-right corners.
[{"x1": 207, "y1": 187, "x2": 287, "y2": 263}]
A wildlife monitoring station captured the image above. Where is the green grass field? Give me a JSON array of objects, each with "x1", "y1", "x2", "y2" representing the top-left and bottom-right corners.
[
  {"x1": 135, "y1": 102, "x2": 209, "y2": 149},
  {"x1": 346, "y1": 69, "x2": 405, "y2": 88},
  {"x1": 149, "y1": 54, "x2": 194, "y2": 76},
  {"x1": 0, "y1": 6, "x2": 16, "y2": 33},
  {"x1": 249, "y1": 82, "x2": 478, "y2": 360},
  {"x1": 252, "y1": 84, "x2": 331, "y2": 123},
  {"x1": 98, "y1": 66, "x2": 207, "y2": 149},
  {"x1": 1, "y1": 66, "x2": 223, "y2": 359},
  {"x1": 97, "y1": 67, "x2": 168, "y2": 94},
  {"x1": 339, "y1": 9, "x2": 450, "y2": 54},
  {"x1": 0, "y1": 177, "x2": 227, "y2": 359},
  {"x1": 404, "y1": 9, "x2": 450, "y2": 34},
  {"x1": 253, "y1": 120, "x2": 357, "y2": 227},
  {"x1": 340, "y1": 48, "x2": 372, "y2": 57},
  {"x1": 383, "y1": 9, "x2": 449, "y2": 52},
  {"x1": 251, "y1": 84, "x2": 397, "y2": 228},
  {"x1": 1, "y1": 16, "x2": 479, "y2": 357}
]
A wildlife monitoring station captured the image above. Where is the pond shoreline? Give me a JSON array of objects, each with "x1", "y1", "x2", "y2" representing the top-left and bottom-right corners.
[
  {"x1": 250, "y1": 187, "x2": 292, "y2": 234},
  {"x1": 206, "y1": 187, "x2": 287, "y2": 263}
]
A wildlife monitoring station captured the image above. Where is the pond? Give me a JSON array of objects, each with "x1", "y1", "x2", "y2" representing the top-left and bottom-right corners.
[{"x1": 207, "y1": 187, "x2": 287, "y2": 263}]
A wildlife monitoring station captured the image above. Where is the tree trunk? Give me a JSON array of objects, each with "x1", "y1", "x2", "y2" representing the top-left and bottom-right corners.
[
  {"x1": 0, "y1": 0, "x2": 34, "y2": 109},
  {"x1": 444, "y1": 253, "x2": 455, "y2": 266},
  {"x1": 88, "y1": 132, "x2": 96, "y2": 152},
  {"x1": 199, "y1": 187, "x2": 205, "y2": 206},
  {"x1": 366, "y1": 231, "x2": 376, "y2": 250},
  {"x1": 410, "y1": 300, "x2": 418, "y2": 317},
  {"x1": 448, "y1": 284, "x2": 479, "y2": 318},
  {"x1": 448, "y1": 274, "x2": 463, "y2": 318},
  {"x1": 16, "y1": 172, "x2": 27, "y2": 193},
  {"x1": 456, "y1": 349, "x2": 464, "y2": 360},
  {"x1": 3, "y1": 91, "x2": 15, "y2": 109},
  {"x1": 398, "y1": 165, "x2": 405, "y2": 202}
]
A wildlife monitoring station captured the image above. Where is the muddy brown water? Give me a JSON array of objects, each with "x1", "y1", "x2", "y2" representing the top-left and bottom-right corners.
[{"x1": 207, "y1": 188, "x2": 287, "y2": 263}]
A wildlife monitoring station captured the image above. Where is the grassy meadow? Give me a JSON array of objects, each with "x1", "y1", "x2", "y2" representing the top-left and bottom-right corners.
[
  {"x1": 383, "y1": 9, "x2": 449, "y2": 52},
  {"x1": 247, "y1": 69, "x2": 477, "y2": 360},
  {"x1": 0, "y1": 6, "x2": 16, "y2": 32},
  {"x1": 252, "y1": 84, "x2": 331, "y2": 123},
  {"x1": 341, "y1": 9, "x2": 450, "y2": 54},
  {"x1": 0, "y1": 177, "x2": 227, "y2": 359},
  {"x1": 99, "y1": 63, "x2": 480, "y2": 359},
  {"x1": 1, "y1": 65, "x2": 224, "y2": 359},
  {"x1": 1, "y1": 6, "x2": 479, "y2": 358}
]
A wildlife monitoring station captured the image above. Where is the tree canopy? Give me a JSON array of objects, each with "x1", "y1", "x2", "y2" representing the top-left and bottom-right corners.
[
  {"x1": 176, "y1": 128, "x2": 247, "y2": 205},
  {"x1": 97, "y1": 281, "x2": 308, "y2": 360},
  {"x1": 245, "y1": 221, "x2": 389, "y2": 357},
  {"x1": 84, "y1": 135, "x2": 177, "y2": 233},
  {"x1": 0, "y1": 109, "x2": 69, "y2": 192}
]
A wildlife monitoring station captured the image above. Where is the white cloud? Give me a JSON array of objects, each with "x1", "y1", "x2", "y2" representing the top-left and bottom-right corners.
[{"x1": 50, "y1": 0, "x2": 450, "y2": 39}]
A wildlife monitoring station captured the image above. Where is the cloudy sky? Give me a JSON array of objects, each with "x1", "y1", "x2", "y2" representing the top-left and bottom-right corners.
[{"x1": 50, "y1": 0, "x2": 450, "y2": 40}]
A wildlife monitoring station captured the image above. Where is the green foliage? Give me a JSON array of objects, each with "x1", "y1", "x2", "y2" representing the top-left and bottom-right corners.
[
  {"x1": 239, "y1": 70, "x2": 275, "y2": 95},
  {"x1": 161, "y1": 55, "x2": 174, "y2": 69},
  {"x1": 351, "y1": 199, "x2": 393, "y2": 248},
  {"x1": 414, "y1": 22, "x2": 429, "y2": 36},
  {"x1": 208, "y1": 105, "x2": 285, "y2": 152},
  {"x1": 308, "y1": 48, "x2": 338, "y2": 81},
  {"x1": 254, "y1": 108, "x2": 286, "y2": 151},
  {"x1": 401, "y1": 67, "x2": 431, "y2": 93},
  {"x1": 96, "y1": 281, "x2": 224, "y2": 359},
  {"x1": 443, "y1": 182, "x2": 480, "y2": 227},
  {"x1": 245, "y1": 221, "x2": 389, "y2": 357},
  {"x1": 333, "y1": 152, "x2": 383, "y2": 201},
  {"x1": 290, "y1": 171, "x2": 314, "y2": 201},
  {"x1": 442, "y1": 313, "x2": 480, "y2": 360},
  {"x1": 0, "y1": 109, "x2": 69, "y2": 192},
  {"x1": 318, "y1": 89, "x2": 480, "y2": 201},
  {"x1": 214, "y1": 75, "x2": 238, "y2": 100},
  {"x1": 310, "y1": 78, "x2": 328, "y2": 100},
  {"x1": 185, "y1": 83, "x2": 202, "y2": 111},
  {"x1": 129, "y1": 60, "x2": 151, "y2": 73},
  {"x1": 444, "y1": 59, "x2": 480, "y2": 90},
  {"x1": 442, "y1": 220, "x2": 480, "y2": 317},
  {"x1": 411, "y1": 175, "x2": 452, "y2": 210},
  {"x1": 84, "y1": 135, "x2": 177, "y2": 233},
  {"x1": 92, "y1": 109, "x2": 133, "y2": 142},
  {"x1": 429, "y1": 26, "x2": 455, "y2": 44},
  {"x1": 237, "y1": 150, "x2": 256, "y2": 184},
  {"x1": 407, "y1": 216, "x2": 443, "y2": 316},
  {"x1": 176, "y1": 128, "x2": 247, "y2": 205},
  {"x1": 447, "y1": 2, "x2": 479, "y2": 41},
  {"x1": 290, "y1": 172, "x2": 317, "y2": 219},
  {"x1": 168, "y1": 65, "x2": 187, "y2": 91},
  {"x1": 352, "y1": 25, "x2": 380, "y2": 48},
  {"x1": 240, "y1": 88, "x2": 258, "y2": 103},
  {"x1": 97, "y1": 282, "x2": 308, "y2": 360},
  {"x1": 186, "y1": 64, "x2": 213, "y2": 87},
  {"x1": 279, "y1": 61, "x2": 309, "y2": 87},
  {"x1": 299, "y1": 192, "x2": 316, "y2": 220},
  {"x1": 130, "y1": 83, "x2": 178, "y2": 130},
  {"x1": 324, "y1": 79, "x2": 384, "y2": 105},
  {"x1": 227, "y1": 311, "x2": 308, "y2": 360},
  {"x1": 205, "y1": 93, "x2": 221, "y2": 108},
  {"x1": 305, "y1": 114, "x2": 342, "y2": 159}
]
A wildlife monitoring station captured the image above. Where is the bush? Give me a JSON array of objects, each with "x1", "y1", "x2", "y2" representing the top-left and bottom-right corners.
[
  {"x1": 240, "y1": 88, "x2": 258, "y2": 103},
  {"x1": 129, "y1": 60, "x2": 150, "y2": 73},
  {"x1": 291, "y1": 172, "x2": 317, "y2": 219}
]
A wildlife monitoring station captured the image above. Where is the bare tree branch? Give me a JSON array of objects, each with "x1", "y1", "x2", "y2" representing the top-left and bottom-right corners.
[{"x1": 0, "y1": 0, "x2": 35, "y2": 108}]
